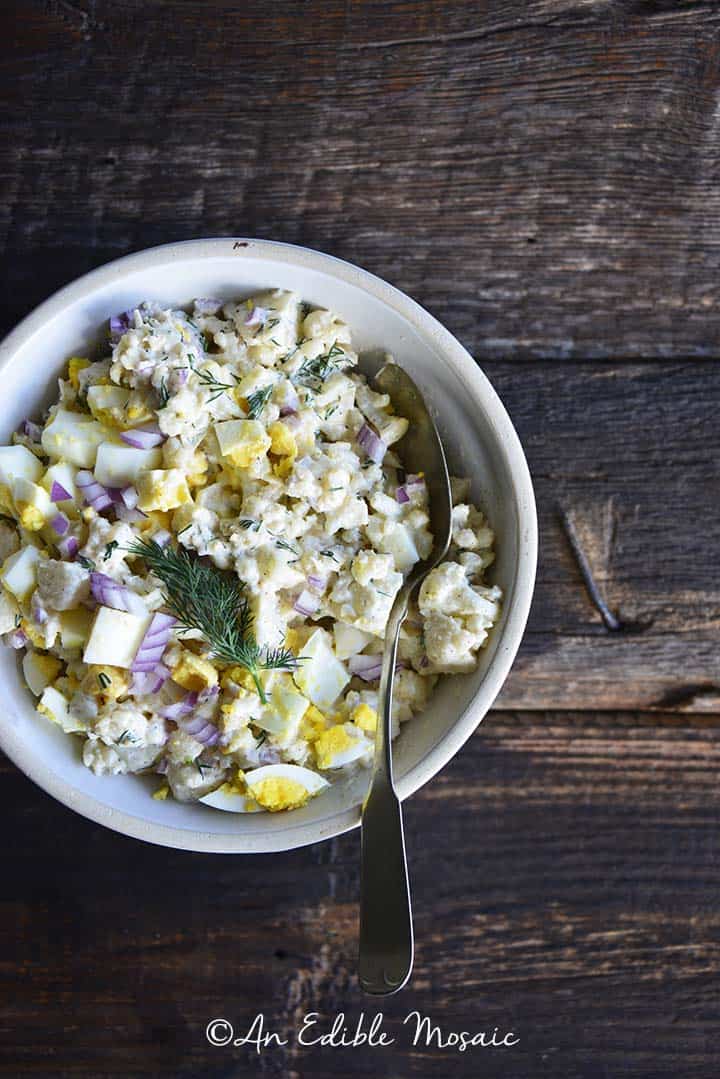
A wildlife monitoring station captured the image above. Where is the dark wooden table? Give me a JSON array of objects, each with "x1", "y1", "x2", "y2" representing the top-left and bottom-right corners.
[{"x1": 2, "y1": 2, "x2": 720, "y2": 1076}]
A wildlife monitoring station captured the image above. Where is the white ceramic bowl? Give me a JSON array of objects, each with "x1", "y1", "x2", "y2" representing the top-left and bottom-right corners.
[{"x1": 0, "y1": 239, "x2": 536, "y2": 853}]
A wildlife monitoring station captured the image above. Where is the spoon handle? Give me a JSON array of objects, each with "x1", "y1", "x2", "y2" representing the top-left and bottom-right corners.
[{"x1": 358, "y1": 618, "x2": 414, "y2": 995}]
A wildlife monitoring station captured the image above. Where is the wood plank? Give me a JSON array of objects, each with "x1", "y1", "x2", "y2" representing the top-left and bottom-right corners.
[
  {"x1": 2, "y1": 2, "x2": 720, "y2": 359},
  {"x1": 1, "y1": 710, "x2": 719, "y2": 1077},
  {"x1": 487, "y1": 360, "x2": 720, "y2": 710}
]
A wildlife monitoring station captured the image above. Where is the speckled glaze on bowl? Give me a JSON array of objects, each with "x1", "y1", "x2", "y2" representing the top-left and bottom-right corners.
[{"x1": 0, "y1": 239, "x2": 537, "y2": 853}]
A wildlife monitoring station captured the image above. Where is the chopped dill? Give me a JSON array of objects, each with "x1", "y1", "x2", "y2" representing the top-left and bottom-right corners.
[
  {"x1": 274, "y1": 538, "x2": 298, "y2": 556},
  {"x1": 245, "y1": 385, "x2": 273, "y2": 420},
  {"x1": 158, "y1": 377, "x2": 170, "y2": 408},
  {"x1": 98, "y1": 671, "x2": 112, "y2": 690},
  {"x1": 127, "y1": 539, "x2": 299, "y2": 703},
  {"x1": 103, "y1": 541, "x2": 119, "y2": 561},
  {"x1": 77, "y1": 555, "x2": 95, "y2": 571}
]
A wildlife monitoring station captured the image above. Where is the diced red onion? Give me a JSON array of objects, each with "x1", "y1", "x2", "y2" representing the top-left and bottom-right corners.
[
  {"x1": 31, "y1": 594, "x2": 49, "y2": 626},
  {"x1": 178, "y1": 713, "x2": 219, "y2": 746},
  {"x1": 131, "y1": 612, "x2": 176, "y2": 672},
  {"x1": 395, "y1": 485, "x2": 410, "y2": 505},
  {"x1": 115, "y1": 505, "x2": 147, "y2": 524},
  {"x1": 131, "y1": 662, "x2": 170, "y2": 696},
  {"x1": 198, "y1": 684, "x2": 220, "y2": 704},
  {"x1": 357, "y1": 422, "x2": 387, "y2": 464},
  {"x1": 406, "y1": 473, "x2": 425, "y2": 489},
  {"x1": 176, "y1": 368, "x2": 189, "y2": 386},
  {"x1": 244, "y1": 305, "x2": 270, "y2": 327},
  {"x1": 280, "y1": 412, "x2": 302, "y2": 432},
  {"x1": 8, "y1": 629, "x2": 28, "y2": 649},
  {"x1": 307, "y1": 573, "x2": 326, "y2": 592},
  {"x1": 194, "y1": 298, "x2": 222, "y2": 315},
  {"x1": 348, "y1": 655, "x2": 407, "y2": 682},
  {"x1": 153, "y1": 530, "x2": 172, "y2": 547},
  {"x1": 23, "y1": 420, "x2": 42, "y2": 441},
  {"x1": 109, "y1": 309, "x2": 134, "y2": 340},
  {"x1": 76, "y1": 470, "x2": 114, "y2": 512},
  {"x1": 119, "y1": 485, "x2": 138, "y2": 510},
  {"x1": 50, "y1": 480, "x2": 72, "y2": 502},
  {"x1": 256, "y1": 743, "x2": 282, "y2": 765},
  {"x1": 348, "y1": 653, "x2": 383, "y2": 682},
  {"x1": 50, "y1": 513, "x2": 69, "y2": 536},
  {"x1": 294, "y1": 589, "x2": 320, "y2": 617},
  {"x1": 91, "y1": 573, "x2": 148, "y2": 617},
  {"x1": 156, "y1": 757, "x2": 169, "y2": 775},
  {"x1": 58, "y1": 534, "x2": 79, "y2": 560},
  {"x1": 159, "y1": 692, "x2": 198, "y2": 720},
  {"x1": 120, "y1": 424, "x2": 166, "y2": 449}
]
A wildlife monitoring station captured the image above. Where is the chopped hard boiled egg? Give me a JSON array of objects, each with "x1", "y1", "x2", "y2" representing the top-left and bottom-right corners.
[
  {"x1": 199, "y1": 786, "x2": 265, "y2": 813},
  {"x1": 22, "y1": 652, "x2": 62, "y2": 696},
  {"x1": 244, "y1": 764, "x2": 330, "y2": 812},
  {"x1": 0, "y1": 445, "x2": 43, "y2": 488},
  {"x1": 0, "y1": 546, "x2": 41, "y2": 601},
  {"x1": 94, "y1": 442, "x2": 162, "y2": 487},
  {"x1": 214, "y1": 419, "x2": 271, "y2": 468},
  {"x1": 293, "y1": 628, "x2": 349, "y2": 711},
  {"x1": 136, "y1": 469, "x2": 191, "y2": 513},
  {"x1": 12, "y1": 478, "x2": 54, "y2": 530},
  {"x1": 36, "y1": 685, "x2": 86, "y2": 733},
  {"x1": 83, "y1": 607, "x2": 152, "y2": 668},
  {"x1": 314, "y1": 722, "x2": 372, "y2": 769},
  {"x1": 41, "y1": 409, "x2": 108, "y2": 468},
  {"x1": 58, "y1": 608, "x2": 93, "y2": 649}
]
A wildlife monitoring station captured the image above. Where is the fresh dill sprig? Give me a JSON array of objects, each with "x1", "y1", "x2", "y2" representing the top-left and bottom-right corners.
[
  {"x1": 245, "y1": 385, "x2": 273, "y2": 420},
  {"x1": 127, "y1": 539, "x2": 299, "y2": 703}
]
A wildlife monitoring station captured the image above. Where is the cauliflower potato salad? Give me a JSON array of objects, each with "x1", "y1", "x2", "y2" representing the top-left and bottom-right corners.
[{"x1": 0, "y1": 291, "x2": 501, "y2": 813}]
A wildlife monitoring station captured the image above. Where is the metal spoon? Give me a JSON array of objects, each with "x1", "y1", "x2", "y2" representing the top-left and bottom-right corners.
[{"x1": 358, "y1": 362, "x2": 453, "y2": 995}]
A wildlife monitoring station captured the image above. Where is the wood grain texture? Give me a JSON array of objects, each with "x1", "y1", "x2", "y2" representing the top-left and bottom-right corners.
[
  {"x1": 2, "y1": 711, "x2": 720, "y2": 1079},
  {"x1": 1, "y1": 1, "x2": 720, "y2": 1077},
  {"x1": 489, "y1": 360, "x2": 720, "y2": 710},
  {"x1": 2, "y1": 1, "x2": 720, "y2": 359}
]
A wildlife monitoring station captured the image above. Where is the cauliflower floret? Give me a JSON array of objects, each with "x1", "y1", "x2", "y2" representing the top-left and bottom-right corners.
[
  {"x1": 36, "y1": 559, "x2": 90, "y2": 611},
  {"x1": 421, "y1": 612, "x2": 480, "y2": 673},
  {"x1": 419, "y1": 562, "x2": 500, "y2": 623},
  {"x1": 351, "y1": 550, "x2": 394, "y2": 588},
  {"x1": 80, "y1": 518, "x2": 136, "y2": 577},
  {"x1": 418, "y1": 562, "x2": 502, "y2": 672},
  {"x1": 451, "y1": 503, "x2": 495, "y2": 553},
  {"x1": 83, "y1": 710, "x2": 165, "y2": 773},
  {"x1": 166, "y1": 755, "x2": 227, "y2": 802},
  {"x1": 93, "y1": 704, "x2": 167, "y2": 749}
]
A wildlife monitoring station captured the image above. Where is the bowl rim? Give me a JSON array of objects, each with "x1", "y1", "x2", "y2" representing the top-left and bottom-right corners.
[{"x1": 0, "y1": 238, "x2": 537, "y2": 854}]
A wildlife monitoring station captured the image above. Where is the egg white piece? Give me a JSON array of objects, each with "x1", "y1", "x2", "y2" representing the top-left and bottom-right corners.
[{"x1": 199, "y1": 787, "x2": 265, "y2": 813}]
